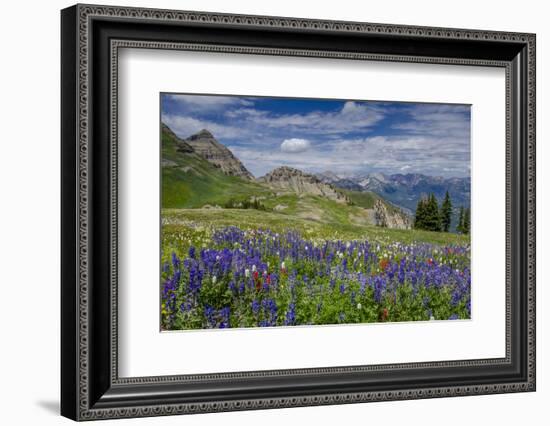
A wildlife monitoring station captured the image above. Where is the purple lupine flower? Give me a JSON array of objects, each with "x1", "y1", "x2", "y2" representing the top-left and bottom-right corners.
[
  {"x1": 219, "y1": 307, "x2": 231, "y2": 328},
  {"x1": 285, "y1": 303, "x2": 296, "y2": 325},
  {"x1": 171, "y1": 252, "x2": 180, "y2": 269}
]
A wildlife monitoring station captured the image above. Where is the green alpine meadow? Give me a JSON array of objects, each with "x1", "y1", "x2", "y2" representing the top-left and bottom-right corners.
[{"x1": 160, "y1": 94, "x2": 471, "y2": 330}]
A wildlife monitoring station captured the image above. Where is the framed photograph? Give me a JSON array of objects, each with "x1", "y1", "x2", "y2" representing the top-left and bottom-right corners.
[{"x1": 61, "y1": 4, "x2": 536, "y2": 421}]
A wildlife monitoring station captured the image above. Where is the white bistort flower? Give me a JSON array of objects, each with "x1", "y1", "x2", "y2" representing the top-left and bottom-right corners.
[{"x1": 245, "y1": 269, "x2": 250, "y2": 278}]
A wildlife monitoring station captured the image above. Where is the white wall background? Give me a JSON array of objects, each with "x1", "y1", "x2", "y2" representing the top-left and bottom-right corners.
[{"x1": 0, "y1": 0, "x2": 547, "y2": 424}]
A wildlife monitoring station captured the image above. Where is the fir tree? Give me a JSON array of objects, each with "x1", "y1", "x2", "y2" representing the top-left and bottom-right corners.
[
  {"x1": 424, "y1": 193, "x2": 441, "y2": 232},
  {"x1": 414, "y1": 197, "x2": 427, "y2": 230},
  {"x1": 440, "y1": 191, "x2": 452, "y2": 232},
  {"x1": 463, "y1": 207, "x2": 471, "y2": 235},
  {"x1": 457, "y1": 206, "x2": 465, "y2": 233}
]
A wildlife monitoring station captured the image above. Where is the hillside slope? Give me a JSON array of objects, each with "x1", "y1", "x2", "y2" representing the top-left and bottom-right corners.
[{"x1": 161, "y1": 124, "x2": 269, "y2": 208}]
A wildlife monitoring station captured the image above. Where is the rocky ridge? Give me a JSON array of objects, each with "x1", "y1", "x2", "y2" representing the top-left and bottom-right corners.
[
  {"x1": 373, "y1": 199, "x2": 411, "y2": 230},
  {"x1": 169, "y1": 127, "x2": 254, "y2": 180},
  {"x1": 258, "y1": 166, "x2": 349, "y2": 203}
]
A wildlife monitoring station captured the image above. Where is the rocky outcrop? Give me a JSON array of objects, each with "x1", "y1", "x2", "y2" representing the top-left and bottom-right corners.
[
  {"x1": 373, "y1": 199, "x2": 411, "y2": 229},
  {"x1": 161, "y1": 159, "x2": 178, "y2": 168},
  {"x1": 184, "y1": 129, "x2": 254, "y2": 180},
  {"x1": 259, "y1": 166, "x2": 349, "y2": 203},
  {"x1": 176, "y1": 140, "x2": 194, "y2": 154}
]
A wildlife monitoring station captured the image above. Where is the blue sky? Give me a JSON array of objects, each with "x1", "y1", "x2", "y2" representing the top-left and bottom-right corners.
[{"x1": 161, "y1": 93, "x2": 471, "y2": 178}]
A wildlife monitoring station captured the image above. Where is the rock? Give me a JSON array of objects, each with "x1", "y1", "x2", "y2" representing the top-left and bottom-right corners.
[
  {"x1": 185, "y1": 129, "x2": 254, "y2": 180},
  {"x1": 373, "y1": 199, "x2": 411, "y2": 229},
  {"x1": 161, "y1": 159, "x2": 177, "y2": 168},
  {"x1": 274, "y1": 204, "x2": 288, "y2": 211},
  {"x1": 258, "y1": 166, "x2": 350, "y2": 204},
  {"x1": 176, "y1": 140, "x2": 194, "y2": 153}
]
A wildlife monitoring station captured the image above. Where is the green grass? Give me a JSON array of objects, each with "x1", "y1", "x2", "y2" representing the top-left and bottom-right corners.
[
  {"x1": 162, "y1": 208, "x2": 469, "y2": 248},
  {"x1": 342, "y1": 189, "x2": 378, "y2": 209},
  {"x1": 162, "y1": 129, "x2": 271, "y2": 208}
]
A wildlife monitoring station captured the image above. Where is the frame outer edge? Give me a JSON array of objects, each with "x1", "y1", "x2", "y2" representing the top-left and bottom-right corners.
[
  {"x1": 527, "y1": 34, "x2": 535, "y2": 390},
  {"x1": 66, "y1": 4, "x2": 536, "y2": 421},
  {"x1": 61, "y1": 4, "x2": 80, "y2": 422}
]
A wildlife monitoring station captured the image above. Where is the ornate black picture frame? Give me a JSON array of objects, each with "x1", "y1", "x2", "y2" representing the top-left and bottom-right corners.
[{"x1": 61, "y1": 4, "x2": 536, "y2": 421}]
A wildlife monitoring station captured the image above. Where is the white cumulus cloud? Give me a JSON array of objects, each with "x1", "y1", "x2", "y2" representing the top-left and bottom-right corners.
[{"x1": 280, "y1": 138, "x2": 311, "y2": 153}]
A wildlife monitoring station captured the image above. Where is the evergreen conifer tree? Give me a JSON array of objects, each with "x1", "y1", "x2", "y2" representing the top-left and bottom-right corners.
[
  {"x1": 424, "y1": 193, "x2": 441, "y2": 232},
  {"x1": 414, "y1": 197, "x2": 427, "y2": 230},
  {"x1": 457, "y1": 206, "x2": 465, "y2": 233},
  {"x1": 440, "y1": 190, "x2": 452, "y2": 232},
  {"x1": 463, "y1": 207, "x2": 471, "y2": 235}
]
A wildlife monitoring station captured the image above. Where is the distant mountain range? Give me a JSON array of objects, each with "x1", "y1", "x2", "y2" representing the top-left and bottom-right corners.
[{"x1": 317, "y1": 171, "x2": 470, "y2": 215}]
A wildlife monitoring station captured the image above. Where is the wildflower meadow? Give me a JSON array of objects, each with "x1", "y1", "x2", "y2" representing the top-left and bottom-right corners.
[{"x1": 161, "y1": 223, "x2": 471, "y2": 330}]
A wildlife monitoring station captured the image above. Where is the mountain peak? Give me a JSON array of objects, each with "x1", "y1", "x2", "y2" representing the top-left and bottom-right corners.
[
  {"x1": 318, "y1": 170, "x2": 340, "y2": 181},
  {"x1": 188, "y1": 128, "x2": 215, "y2": 141},
  {"x1": 370, "y1": 172, "x2": 387, "y2": 183},
  {"x1": 184, "y1": 129, "x2": 253, "y2": 180}
]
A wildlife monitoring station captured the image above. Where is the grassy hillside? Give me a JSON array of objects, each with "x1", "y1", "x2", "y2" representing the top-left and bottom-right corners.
[
  {"x1": 342, "y1": 189, "x2": 378, "y2": 209},
  {"x1": 162, "y1": 128, "x2": 271, "y2": 208}
]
